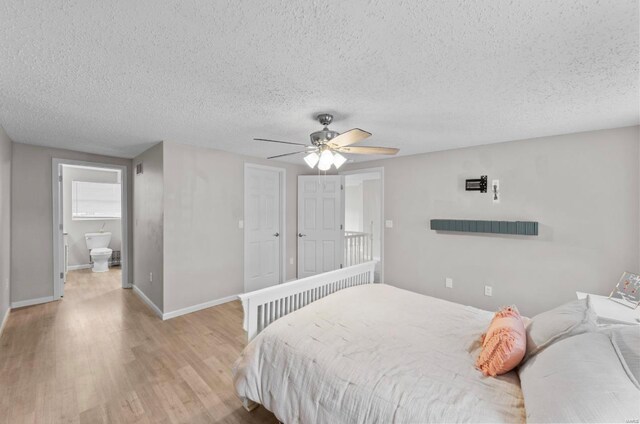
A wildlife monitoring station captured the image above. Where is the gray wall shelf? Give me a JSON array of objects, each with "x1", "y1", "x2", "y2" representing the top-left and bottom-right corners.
[{"x1": 430, "y1": 219, "x2": 538, "y2": 236}]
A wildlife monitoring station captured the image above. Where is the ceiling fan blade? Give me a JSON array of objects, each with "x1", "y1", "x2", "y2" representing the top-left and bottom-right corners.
[
  {"x1": 267, "y1": 150, "x2": 309, "y2": 159},
  {"x1": 337, "y1": 146, "x2": 399, "y2": 155},
  {"x1": 254, "y1": 138, "x2": 308, "y2": 147},
  {"x1": 329, "y1": 128, "x2": 371, "y2": 148}
]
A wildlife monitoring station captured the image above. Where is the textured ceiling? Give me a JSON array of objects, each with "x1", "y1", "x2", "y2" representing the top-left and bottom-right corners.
[{"x1": 0, "y1": 1, "x2": 638, "y2": 163}]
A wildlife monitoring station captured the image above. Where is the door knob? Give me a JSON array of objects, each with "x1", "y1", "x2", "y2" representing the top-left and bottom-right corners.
[
  {"x1": 273, "y1": 232, "x2": 279, "y2": 237},
  {"x1": 298, "y1": 233, "x2": 306, "y2": 237}
]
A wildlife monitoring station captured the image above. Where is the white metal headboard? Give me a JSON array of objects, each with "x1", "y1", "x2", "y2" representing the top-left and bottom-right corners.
[{"x1": 239, "y1": 261, "x2": 376, "y2": 341}]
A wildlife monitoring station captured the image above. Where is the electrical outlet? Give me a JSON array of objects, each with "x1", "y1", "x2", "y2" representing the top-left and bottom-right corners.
[
  {"x1": 238, "y1": 220, "x2": 244, "y2": 229},
  {"x1": 149, "y1": 272, "x2": 153, "y2": 283},
  {"x1": 385, "y1": 220, "x2": 393, "y2": 228},
  {"x1": 445, "y1": 277, "x2": 453, "y2": 288},
  {"x1": 289, "y1": 257, "x2": 294, "y2": 265},
  {"x1": 484, "y1": 285, "x2": 493, "y2": 296}
]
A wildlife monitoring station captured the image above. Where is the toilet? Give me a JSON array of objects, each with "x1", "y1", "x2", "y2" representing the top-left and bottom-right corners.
[{"x1": 84, "y1": 232, "x2": 112, "y2": 272}]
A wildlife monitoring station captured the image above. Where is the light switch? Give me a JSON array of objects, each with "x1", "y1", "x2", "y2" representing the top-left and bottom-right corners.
[
  {"x1": 385, "y1": 220, "x2": 393, "y2": 228},
  {"x1": 289, "y1": 257, "x2": 294, "y2": 265},
  {"x1": 484, "y1": 285, "x2": 493, "y2": 296},
  {"x1": 445, "y1": 278, "x2": 453, "y2": 288},
  {"x1": 492, "y1": 180, "x2": 500, "y2": 203},
  {"x1": 238, "y1": 220, "x2": 244, "y2": 229}
]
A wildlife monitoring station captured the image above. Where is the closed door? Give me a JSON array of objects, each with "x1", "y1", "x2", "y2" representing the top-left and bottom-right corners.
[
  {"x1": 244, "y1": 166, "x2": 282, "y2": 292},
  {"x1": 298, "y1": 175, "x2": 344, "y2": 278}
]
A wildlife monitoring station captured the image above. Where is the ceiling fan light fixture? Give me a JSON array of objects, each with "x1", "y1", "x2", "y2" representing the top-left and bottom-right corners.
[
  {"x1": 304, "y1": 152, "x2": 319, "y2": 168},
  {"x1": 318, "y1": 149, "x2": 334, "y2": 171},
  {"x1": 255, "y1": 112, "x2": 399, "y2": 166},
  {"x1": 332, "y1": 152, "x2": 347, "y2": 169}
]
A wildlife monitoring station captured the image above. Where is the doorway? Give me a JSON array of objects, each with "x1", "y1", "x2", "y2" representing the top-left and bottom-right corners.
[
  {"x1": 342, "y1": 168, "x2": 384, "y2": 282},
  {"x1": 244, "y1": 163, "x2": 286, "y2": 292},
  {"x1": 52, "y1": 159, "x2": 129, "y2": 299}
]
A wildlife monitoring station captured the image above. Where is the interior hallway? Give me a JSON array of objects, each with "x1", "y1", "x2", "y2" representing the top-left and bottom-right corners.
[{"x1": 0, "y1": 269, "x2": 277, "y2": 423}]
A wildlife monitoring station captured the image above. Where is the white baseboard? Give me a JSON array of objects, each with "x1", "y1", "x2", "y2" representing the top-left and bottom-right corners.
[
  {"x1": 0, "y1": 307, "x2": 10, "y2": 338},
  {"x1": 130, "y1": 286, "x2": 239, "y2": 321},
  {"x1": 11, "y1": 296, "x2": 55, "y2": 309},
  {"x1": 131, "y1": 284, "x2": 163, "y2": 319},
  {"x1": 67, "y1": 264, "x2": 92, "y2": 271},
  {"x1": 162, "y1": 295, "x2": 238, "y2": 320}
]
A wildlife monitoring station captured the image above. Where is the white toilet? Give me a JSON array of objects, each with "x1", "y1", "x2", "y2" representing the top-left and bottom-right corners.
[{"x1": 84, "y1": 232, "x2": 112, "y2": 272}]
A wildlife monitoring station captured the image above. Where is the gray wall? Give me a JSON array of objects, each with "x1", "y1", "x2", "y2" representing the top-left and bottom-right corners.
[
  {"x1": 11, "y1": 143, "x2": 132, "y2": 303},
  {"x1": 162, "y1": 141, "x2": 306, "y2": 313},
  {"x1": 345, "y1": 126, "x2": 640, "y2": 316},
  {"x1": 133, "y1": 143, "x2": 164, "y2": 310},
  {"x1": 62, "y1": 166, "x2": 122, "y2": 267},
  {"x1": 0, "y1": 126, "x2": 12, "y2": 323}
]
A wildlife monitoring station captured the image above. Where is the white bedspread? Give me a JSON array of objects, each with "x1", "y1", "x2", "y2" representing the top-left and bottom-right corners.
[{"x1": 233, "y1": 284, "x2": 525, "y2": 424}]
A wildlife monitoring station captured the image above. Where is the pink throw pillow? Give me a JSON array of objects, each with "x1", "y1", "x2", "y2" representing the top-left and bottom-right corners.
[{"x1": 476, "y1": 306, "x2": 527, "y2": 376}]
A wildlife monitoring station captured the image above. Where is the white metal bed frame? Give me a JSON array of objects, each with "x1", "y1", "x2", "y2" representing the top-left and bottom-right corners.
[{"x1": 238, "y1": 261, "x2": 377, "y2": 342}]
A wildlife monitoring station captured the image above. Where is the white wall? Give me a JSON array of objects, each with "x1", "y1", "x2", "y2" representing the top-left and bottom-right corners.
[
  {"x1": 0, "y1": 126, "x2": 12, "y2": 326},
  {"x1": 345, "y1": 175, "x2": 382, "y2": 259},
  {"x1": 11, "y1": 143, "x2": 132, "y2": 304},
  {"x1": 345, "y1": 183, "x2": 363, "y2": 232},
  {"x1": 162, "y1": 141, "x2": 307, "y2": 314},
  {"x1": 362, "y1": 178, "x2": 382, "y2": 259},
  {"x1": 62, "y1": 166, "x2": 122, "y2": 267},
  {"x1": 345, "y1": 126, "x2": 640, "y2": 316},
  {"x1": 133, "y1": 143, "x2": 164, "y2": 311}
]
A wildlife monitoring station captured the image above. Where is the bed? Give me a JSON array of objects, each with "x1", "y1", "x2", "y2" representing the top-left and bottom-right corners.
[
  {"x1": 233, "y1": 262, "x2": 639, "y2": 423},
  {"x1": 233, "y1": 262, "x2": 525, "y2": 423}
]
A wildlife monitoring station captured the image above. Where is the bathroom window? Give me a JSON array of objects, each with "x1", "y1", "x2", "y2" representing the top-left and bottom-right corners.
[{"x1": 72, "y1": 181, "x2": 122, "y2": 220}]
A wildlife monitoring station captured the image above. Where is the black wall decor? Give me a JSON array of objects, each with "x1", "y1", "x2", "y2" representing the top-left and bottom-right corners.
[
  {"x1": 430, "y1": 219, "x2": 538, "y2": 236},
  {"x1": 465, "y1": 175, "x2": 487, "y2": 192}
]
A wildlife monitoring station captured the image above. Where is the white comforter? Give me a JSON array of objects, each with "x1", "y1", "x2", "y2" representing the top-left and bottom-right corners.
[{"x1": 233, "y1": 284, "x2": 525, "y2": 424}]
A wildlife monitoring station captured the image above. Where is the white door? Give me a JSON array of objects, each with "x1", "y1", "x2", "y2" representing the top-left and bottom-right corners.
[
  {"x1": 244, "y1": 166, "x2": 283, "y2": 292},
  {"x1": 297, "y1": 175, "x2": 344, "y2": 278}
]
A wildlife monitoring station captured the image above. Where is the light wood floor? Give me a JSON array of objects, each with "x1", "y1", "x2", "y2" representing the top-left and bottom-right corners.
[{"x1": 0, "y1": 269, "x2": 277, "y2": 424}]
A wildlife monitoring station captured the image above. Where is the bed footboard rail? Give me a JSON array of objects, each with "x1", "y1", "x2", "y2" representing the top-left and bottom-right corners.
[{"x1": 239, "y1": 261, "x2": 377, "y2": 341}]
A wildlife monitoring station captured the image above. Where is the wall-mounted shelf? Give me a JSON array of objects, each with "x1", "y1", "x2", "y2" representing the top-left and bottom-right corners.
[{"x1": 430, "y1": 219, "x2": 538, "y2": 236}]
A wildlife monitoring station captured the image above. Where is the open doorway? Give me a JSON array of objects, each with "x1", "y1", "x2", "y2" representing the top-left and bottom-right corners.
[
  {"x1": 342, "y1": 168, "x2": 384, "y2": 282},
  {"x1": 52, "y1": 159, "x2": 129, "y2": 299}
]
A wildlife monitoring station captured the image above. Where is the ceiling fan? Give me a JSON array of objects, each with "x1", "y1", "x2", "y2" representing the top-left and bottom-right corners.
[{"x1": 254, "y1": 113, "x2": 399, "y2": 170}]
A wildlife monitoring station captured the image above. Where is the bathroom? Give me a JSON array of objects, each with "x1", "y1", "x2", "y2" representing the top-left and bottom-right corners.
[{"x1": 61, "y1": 164, "x2": 123, "y2": 284}]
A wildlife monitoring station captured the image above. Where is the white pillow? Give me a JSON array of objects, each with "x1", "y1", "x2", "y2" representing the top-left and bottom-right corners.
[
  {"x1": 587, "y1": 293, "x2": 640, "y2": 325},
  {"x1": 524, "y1": 298, "x2": 597, "y2": 360},
  {"x1": 606, "y1": 325, "x2": 640, "y2": 389},
  {"x1": 518, "y1": 332, "x2": 640, "y2": 423}
]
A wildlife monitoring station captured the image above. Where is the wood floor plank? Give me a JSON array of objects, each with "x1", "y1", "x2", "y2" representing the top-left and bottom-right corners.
[
  {"x1": 178, "y1": 365, "x2": 227, "y2": 421},
  {"x1": 0, "y1": 269, "x2": 278, "y2": 423}
]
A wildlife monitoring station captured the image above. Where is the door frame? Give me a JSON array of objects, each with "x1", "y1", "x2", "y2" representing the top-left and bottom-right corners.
[
  {"x1": 340, "y1": 167, "x2": 385, "y2": 283},
  {"x1": 52, "y1": 158, "x2": 130, "y2": 300},
  {"x1": 243, "y1": 163, "x2": 287, "y2": 292}
]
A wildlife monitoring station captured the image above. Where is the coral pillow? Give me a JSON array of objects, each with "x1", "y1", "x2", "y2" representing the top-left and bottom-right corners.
[{"x1": 476, "y1": 306, "x2": 527, "y2": 376}]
